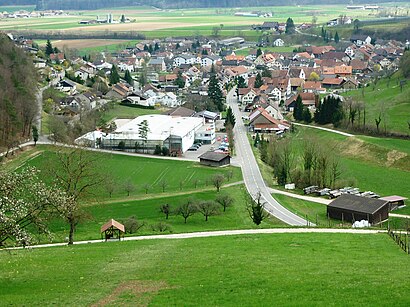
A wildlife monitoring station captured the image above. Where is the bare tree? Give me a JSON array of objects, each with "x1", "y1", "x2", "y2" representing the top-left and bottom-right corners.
[
  {"x1": 197, "y1": 201, "x2": 220, "y2": 221},
  {"x1": 176, "y1": 200, "x2": 197, "y2": 223},
  {"x1": 160, "y1": 204, "x2": 171, "y2": 219},
  {"x1": 375, "y1": 113, "x2": 382, "y2": 134},
  {"x1": 104, "y1": 178, "x2": 116, "y2": 198},
  {"x1": 225, "y1": 170, "x2": 234, "y2": 182},
  {"x1": 124, "y1": 179, "x2": 135, "y2": 197},
  {"x1": 47, "y1": 148, "x2": 104, "y2": 244},
  {"x1": 246, "y1": 191, "x2": 268, "y2": 225},
  {"x1": 143, "y1": 183, "x2": 151, "y2": 194},
  {"x1": 211, "y1": 174, "x2": 225, "y2": 192},
  {"x1": 215, "y1": 194, "x2": 234, "y2": 212},
  {"x1": 122, "y1": 216, "x2": 144, "y2": 234},
  {"x1": 193, "y1": 178, "x2": 200, "y2": 189},
  {"x1": 151, "y1": 222, "x2": 172, "y2": 233},
  {"x1": 160, "y1": 179, "x2": 168, "y2": 192}
]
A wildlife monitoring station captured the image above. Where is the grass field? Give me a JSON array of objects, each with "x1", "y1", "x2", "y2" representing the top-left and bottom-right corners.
[
  {"x1": 342, "y1": 72, "x2": 410, "y2": 135},
  {"x1": 1, "y1": 233, "x2": 409, "y2": 305},
  {"x1": 40, "y1": 185, "x2": 284, "y2": 243},
  {"x1": 101, "y1": 103, "x2": 164, "y2": 122}
]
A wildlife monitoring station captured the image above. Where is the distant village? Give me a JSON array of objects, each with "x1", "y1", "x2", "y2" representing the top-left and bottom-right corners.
[{"x1": 6, "y1": 17, "x2": 409, "y2": 154}]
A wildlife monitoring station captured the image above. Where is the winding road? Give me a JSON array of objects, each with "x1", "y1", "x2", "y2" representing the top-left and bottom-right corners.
[{"x1": 227, "y1": 88, "x2": 311, "y2": 226}]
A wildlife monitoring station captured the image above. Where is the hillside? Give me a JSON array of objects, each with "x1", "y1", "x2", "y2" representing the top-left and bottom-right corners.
[{"x1": 0, "y1": 34, "x2": 38, "y2": 151}]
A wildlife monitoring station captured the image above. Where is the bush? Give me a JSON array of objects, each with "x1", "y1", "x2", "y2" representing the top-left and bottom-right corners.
[
  {"x1": 151, "y1": 222, "x2": 172, "y2": 233},
  {"x1": 122, "y1": 216, "x2": 144, "y2": 234},
  {"x1": 154, "y1": 145, "x2": 162, "y2": 155}
]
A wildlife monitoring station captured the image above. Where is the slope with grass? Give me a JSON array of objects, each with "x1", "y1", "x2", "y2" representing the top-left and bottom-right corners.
[
  {"x1": 1, "y1": 233, "x2": 409, "y2": 305},
  {"x1": 342, "y1": 72, "x2": 410, "y2": 135}
]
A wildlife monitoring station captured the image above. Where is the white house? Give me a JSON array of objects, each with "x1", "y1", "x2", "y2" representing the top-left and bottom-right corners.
[
  {"x1": 173, "y1": 54, "x2": 201, "y2": 67},
  {"x1": 267, "y1": 87, "x2": 282, "y2": 102},
  {"x1": 273, "y1": 38, "x2": 285, "y2": 47},
  {"x1": 201, "y1": 55, "x2": 221, "y2": 67}
]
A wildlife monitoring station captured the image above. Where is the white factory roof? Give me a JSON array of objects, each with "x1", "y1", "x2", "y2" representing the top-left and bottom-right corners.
[{"x1": 107, "y1": 114, "x2": 204, "y2": 141}]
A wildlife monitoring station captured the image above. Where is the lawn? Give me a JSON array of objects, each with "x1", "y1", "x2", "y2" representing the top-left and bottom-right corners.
[
  {"x1": 39, "y1": 185, "x2": 284, "y2": 243},
  {"x1": 1, "y1": 233, "x2": 409, "y2": 305},
  {"x1": 101, "y1": 103, "x2": 164, "y2": 122}
]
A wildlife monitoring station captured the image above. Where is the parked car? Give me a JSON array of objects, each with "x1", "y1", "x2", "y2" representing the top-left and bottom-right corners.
[{"x1": 188, "y1": 146, "x2": 198, "y2": 151}]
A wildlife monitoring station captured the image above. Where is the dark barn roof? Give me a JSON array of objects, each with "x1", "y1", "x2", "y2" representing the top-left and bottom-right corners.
[
  {"x1": 328, "y1": 194, "x2": 389, "y2": 214},
  {"x1": 199, "y1": 151, "x2": 230, "y2": 162}
]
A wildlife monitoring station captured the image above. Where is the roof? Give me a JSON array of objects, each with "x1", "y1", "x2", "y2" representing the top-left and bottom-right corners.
[
  {"x1": 322, "y1": 78, "x2": 344, "y2": 85},
  {"x1": 199, "y1": 151, "x2": 230, "y2": 162},
  {"x1": 164, "y1": 106, "x2": 196, "y2": 117},
  {"x1": 196, "y1": 110, "x2": 219, "y2": 120},
  {"x1": 379, "y1": 196, "x2": 408, "y2": 202},
  {"x1": 100, "y1": 219, "x2": 125, "y2": 233},
  {"x1": 328, "y1": 194, "x2": 389, "y2": 215}
]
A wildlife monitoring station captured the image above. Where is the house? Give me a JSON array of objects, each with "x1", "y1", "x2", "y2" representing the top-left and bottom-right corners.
[
  {"x1": 259, "y1": 102, "x2": 283, "y2": 120},
  {"x1": 285, "y1": 92, "x2": 317, "y2": 111},
  {"x1": 56, "y1": 79, "x2": 77, "y2": 94},
  {"x1": 273, "y1": 38, "x2": 284, "y2": 47},
  {"x1": 350, "y1": 35, "x2": 372, "y2": 46},
  {"x1": 342, "y1": 78, "x2": 358, "y2": 90},
  {"x1": 49, "y1": 52, "x2": 65, "y2": 63},
  {"x1": 74, "y1": 66, "x2": 95, "y2": 81},
  {"x1": 149, "y1": 57, "x2": 166, "y2": 71},
  {"x1": 254, "y1": 21, "x2": 279, "y2": 31},
  {"x1": 322, "y1": 78, "x2": 344, "y2": 89},
  {"x1": 195, "y1": 110, "x2": 219, "y2": 122},
  {"x1": 201, "y1": 55, "x2": 221, "y2": 67},
  {"x1": 173, "y1": 54, "x2": 199, "y2": 67},
  {"x1": 121, "y1": 92, "x2": 154, "y2": 107},
  {"x1": 249, "y1": 107, "x2": 289, "y2": 133},
  {"x1": 238, "y1": 88, "x2": 257, "y2": 105},
  {"x1": 290, "y1": 78, "x2": 304, "y2": 91},
  {"x1": 164, "y1": 106, "x2": 196, "y2": 117},
  {"x1": 327, "y1": 194, "x2": 390, "y2": 224},
  {"x1": 106, "y1": 83, "x2": 131, "y2": 100},
  {"x1": 199, "y1": 152, "x2": 230, "y2": 167},
  {"x1": 303, "y1": 81, "x2": 326, "y2": 93}
]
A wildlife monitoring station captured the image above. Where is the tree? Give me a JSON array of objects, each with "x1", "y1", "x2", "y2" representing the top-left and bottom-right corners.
[
  {"x1": 285, "y1": 17, "x2": 295, "y2": 34},
  {"x1": 211, "y1": 174, "x2": 225, "y2": 192},
  {"x1": 48, "y1": 149, "x2": 104, "y2": 245},
  {"x1": 375, "y1": 113, "x2": 382, "y2": 133},
  {"x1": 143, "y1": 183, "x2": 151, "y2": 194},
  {"x1": 254, "y1": 73, "x2": 264, "y2": 88},
  {"x1": 124, "y1": 179, "x2": 135, "y2": 196},
  {"x1": 32, "y1": 125, "x2": 39, "y2": 145},
  {"x1": 176, "y1": 200, "x2": 197, "y2": 223},
  {"x1": 104, "y1": 178, "x2": 116, "y2": 198},
  {"x1": 138, "y1": 119, "x2": 149, "y2": 153},
  {"x1": 353, "y1": 19, "x2": 360, "y2": 32},
  {"x1": 197, "y1": 201, "x2": 219, "y2": 221},
  {"x1": 118, "y1": 141, "x2": 126, "y2": 151},
  {"x1": 45, "y1": 39, "x2": 54, "y2": 56},
  {"x1": 208, "y1": 75, "x2": 224, "y2": 111},
  {"x1": 160, "y1": 204, "x2": 171, "y2": 219},
  {"x1": 224, "y1": 106, "x2": 236, "y2": 127},
  {"x1": 109, "y1": 64, "x2": 120, "y2": 84},
  {"x1": 138, "y1": 62, "x2": 148, "y2": 88},
  {"x1": 334, "y1": 31, "x2": 340, "y2": 44},
  {"x1": 256, "y1": 48, "x2": 262, "y2": 58},
  {"x1": 399, "y1": 50, "x2": 410, "y2": 78},
  {"x1": 236, "y1": 76, "x2": 247, "y2": 88},
  {"x1": 212, "y1": 26, "x2": 220, "y2": 37},
  {"x1": 174, "y1": 70, "x2": 185, "y2": 88},
  {"x1": 308, "y1": 72, "x2": 320, "y2": 81},
  {"x1": 160, "y1": 179, "x2": 168, "y2": 192},
  {"x1": 215, "y1": 194, "x2": 234, "y2": 212},
  {"x1": 293, "y1": 95, "x2": 304, "y2": 121},
  {"x1": 0, "y1": 167, "x2": 70, "y2": 247},
  {"x1": 120, "y1": 14, "x2": 126, "y2": 23},
  {"x1": 122, "y1": 216, "x2": 144, "y2": 234},
  {"x1": 246, "y1": 191, "x2": 268, "y2": 225},
  {"x1": 48, "y1": 115, "x2": 68, "y2": 143},
  {"x1": 154, "y1": 42, "x2": 160, "y2": 51},
  {"x1": 302, "y1": 107, "x2": 312, "y2": 123},
  {"x1": 262, "y1": 68, "x2": 271, "y2": 78},
  {"x1": 124, "y1": 69, "x2": 133, "y2": 85}
]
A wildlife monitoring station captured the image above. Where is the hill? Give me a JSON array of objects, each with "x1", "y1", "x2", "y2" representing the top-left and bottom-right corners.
[
  {"x1": 0, "y1": 34, "x2": 38, "y2": 151},
  {"x1": 1, "y1": 233, "x2": 409, "y2": 305}
]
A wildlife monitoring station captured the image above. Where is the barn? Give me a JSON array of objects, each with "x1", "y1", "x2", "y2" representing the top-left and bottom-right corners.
[
  {"x1": 199, "y1": 152, "x2": 230, "y2": 167},
  {"x1": 327, "y1": 194, "x2": 390, "y2": 224}
]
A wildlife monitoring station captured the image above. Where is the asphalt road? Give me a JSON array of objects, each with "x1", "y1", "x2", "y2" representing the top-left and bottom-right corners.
[{"x1": 226, "y1": 88, "x2": 311, "y2": 226}]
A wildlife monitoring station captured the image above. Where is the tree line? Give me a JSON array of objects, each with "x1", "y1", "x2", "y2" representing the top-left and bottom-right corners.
[{"x1": 0, "y1": 34, "x2": 39, "y2": 152}]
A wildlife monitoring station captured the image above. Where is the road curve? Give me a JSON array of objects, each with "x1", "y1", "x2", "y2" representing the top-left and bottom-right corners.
[{"x1": 227, "y1": 89, "x2": 311, "y2": 226}]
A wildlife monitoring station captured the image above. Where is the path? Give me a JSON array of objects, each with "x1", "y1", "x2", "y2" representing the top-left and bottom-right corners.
[
  {"x1": 4, "y1": 228, "x2": 387, "y2": 250},
  {"x1": 293, "y1": 122, "x2": 355, "y2": 137},
  {"x1": 269, "y1": 188, "x2": 331, "y2": 205},
  {"x1": 227, "y1": 88, "x2": 310, "y2": 226},
  {"x1": 390, "y1": 213, "x2": 410, "y2": 219}
]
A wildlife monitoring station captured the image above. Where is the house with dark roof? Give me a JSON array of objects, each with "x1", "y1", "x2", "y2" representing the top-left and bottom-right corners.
[
  {"x1": 163, "y1": 106, "x2": 196, "y2": 117},
  {"x1": 327, "y1": 194, "x2": 390, "y2": 224},
  {"x1": 249, "y1": 107, "x2": 289, "y2": 133}
]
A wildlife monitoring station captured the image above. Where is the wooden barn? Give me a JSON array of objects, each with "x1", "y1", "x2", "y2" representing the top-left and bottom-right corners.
[
  {"x1": 327, "y1": 194, "x2": 390, "y2": 224},
  {"x1": 199, "y1": 152, "x2": 230, "y2": 167},
  {"x1": 379, "y1": 196, "x2": 408, "y2": 211}
]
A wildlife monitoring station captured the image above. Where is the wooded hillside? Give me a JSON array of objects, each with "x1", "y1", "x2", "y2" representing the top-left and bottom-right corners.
[{"x1": 0, "y1": 35, "x2": 38, "y2": 150}]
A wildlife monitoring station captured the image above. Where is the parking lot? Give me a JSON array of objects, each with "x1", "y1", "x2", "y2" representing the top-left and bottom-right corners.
[{"x1": 182, "y1": 132, "x2": 230, "y2": 161}]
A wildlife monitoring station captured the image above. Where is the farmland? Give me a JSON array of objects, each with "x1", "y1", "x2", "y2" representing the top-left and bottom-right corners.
[{"x1": 1, "y1": 233, "x2": 409, "y2": 305}]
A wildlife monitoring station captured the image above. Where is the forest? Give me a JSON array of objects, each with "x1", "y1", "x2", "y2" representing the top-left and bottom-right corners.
[{"x1": 0, "y1": 34, "x2": 39, "y2": 151}]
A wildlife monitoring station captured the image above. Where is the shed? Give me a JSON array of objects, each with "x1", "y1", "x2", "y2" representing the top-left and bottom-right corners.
[
  {"x1": 199, "y1": 151, "x2": 230, "y2": 167},
  {"x1": 379, "y1": 196, "x2": 408, "y2": 211},
  {"x1": 100, "y1": 219, "x2": 125, "y2": 241},
  {"x1": 327, "y1": 194, "x2": 389, "y2": 224}
]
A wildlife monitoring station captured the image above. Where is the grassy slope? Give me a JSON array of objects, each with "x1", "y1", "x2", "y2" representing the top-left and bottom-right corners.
[
  {"x1": 101, "y1": 103, "x2": 164, "y2": 122},
  {"x1": 342, "y1": 73, "x2": 410, "y2": 135},
  {"x1": 1, "y1": 233, "x2": 409, "y2": 305},
  {"x1": 44, "y1": 185, "x2": 284, "y2": 242}
]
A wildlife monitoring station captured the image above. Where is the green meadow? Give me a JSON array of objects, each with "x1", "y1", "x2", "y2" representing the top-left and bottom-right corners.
[{"x1": 1, "y1": 233, "x2": 409, "y2": 305}]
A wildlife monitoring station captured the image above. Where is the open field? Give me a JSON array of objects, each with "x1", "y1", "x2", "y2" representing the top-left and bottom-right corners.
[
  {"x1": 7, "y1": 145, "x2": 242, "y2": 200},
  {"x1": 1, "y1": 4, "x2": 386, "y2": 39},
  {"x1": 38, "y1": 185, "x2": 284, "y2": 243},
  {"x1": 342, "y1": 72, "x2": 410, "y2": 135},
  {"x1": 49, "y1": 39, "x2": 133, "y2": 50},
  {"x1": 1, "y1": 233, "x2": 409, "y2": 305},
  {"x1": 101, "y1": 103, "x2": 164, "y2": 122}
]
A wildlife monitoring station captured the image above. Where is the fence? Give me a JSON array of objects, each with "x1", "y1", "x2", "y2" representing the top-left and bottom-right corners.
[{"x1": 388, "y1": 228, "x2": 410, "y2": 255}]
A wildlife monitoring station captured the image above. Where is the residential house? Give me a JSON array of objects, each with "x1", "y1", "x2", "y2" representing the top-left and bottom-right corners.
[
  {"x1": 273, "y1": 38, "x2": 285, "y2": 47},
  {"x1": 201, "y1": 55, "x2": 221, "y2": 67},
  {"x1": 238, "y1": 88, "x2": 257, "y2": 105},
  {"x1": 322, "y1": 78, "x2": 344, "y2": 89},
  {"x1": 249, "y1": 107, "x2": 289, "y2": 133},
  {"x1": 149, "y1": 57, "x2": 166, "y2": 71},
  {"x1": 106, "y1": 83, "x2": 131, "y2": 100},
  {"x1": 56, "y1": 79, "x2": 77, "y2": 95},
  {"x1": 350, "y1": 35, "x2": 372, "y2": 46}
]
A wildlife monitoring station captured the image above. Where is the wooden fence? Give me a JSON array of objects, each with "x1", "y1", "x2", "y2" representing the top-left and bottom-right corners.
[{"x1": 388, "y1": 229, "x2": 410, "y2": 255}]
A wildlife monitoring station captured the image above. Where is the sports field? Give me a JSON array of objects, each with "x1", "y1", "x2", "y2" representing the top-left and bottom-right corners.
[{"x1": 1, "y1": 233, "x2": 409, "y2": 305}]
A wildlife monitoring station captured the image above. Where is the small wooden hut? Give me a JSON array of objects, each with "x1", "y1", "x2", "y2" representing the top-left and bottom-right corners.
[{"x1": 100, "y1": 219, "x2": 125, "y2": 241}]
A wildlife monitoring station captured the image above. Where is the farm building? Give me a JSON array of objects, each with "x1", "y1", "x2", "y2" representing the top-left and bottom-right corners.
[
  {"x1": 379, "y1": 196, "x2": 408, "y2": 211},
  {"x1": 199, "y1": 152, "x2": 230, "y2": 167},
  {"x1": 327, "y1": 194, "x2": 390, "y2": 224}
]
